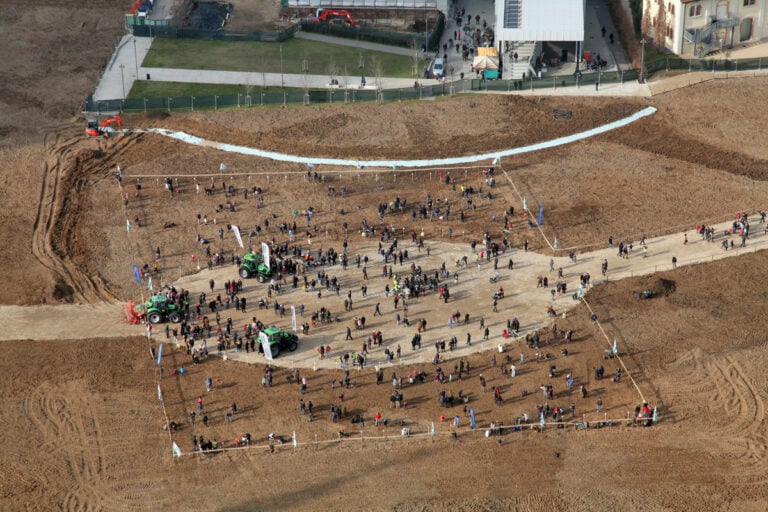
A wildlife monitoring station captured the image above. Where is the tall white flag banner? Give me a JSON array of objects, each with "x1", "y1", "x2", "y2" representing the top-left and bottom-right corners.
[
  {"x1": 292, "y1": 431, "x2": 297, "y2": 448},
  {"x1": 231, "y1": 225, "x2": 244, "y2": 249},
  {"x1": 261, "y1": 242, "x2": 271, "y2": 268},
  {"x1": 291, "y1": 306, "x2": 297, "y2": 332},
  {"x1": 259, "y1": 331, "x2": 273, "y2": 361},
  {"x1": 157, "y1": 383, "x2": 163, "y2": 402},
  {"x1": 172, "y1": 442, "x2": 182, "y2": 458}
]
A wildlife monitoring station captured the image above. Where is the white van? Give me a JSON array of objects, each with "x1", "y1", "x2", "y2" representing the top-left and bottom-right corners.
[{"x1": 432, "y1": 58, "x2": 445, "y2": 78}]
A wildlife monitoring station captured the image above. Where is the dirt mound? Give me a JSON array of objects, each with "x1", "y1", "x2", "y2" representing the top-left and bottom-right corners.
[
  {"x1": 650, "y1": 277, "x2": 676, "y2": 296},
  {"x1": 141, "y1": 111, "x2": 171, "y2": 121}
]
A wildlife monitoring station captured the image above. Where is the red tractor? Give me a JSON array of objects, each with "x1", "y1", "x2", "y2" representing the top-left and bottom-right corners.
[
  {"x1": 307, "y1": 8, "x2": 359, "y2": 26},
  {"x1": 86, "y1": 115, "x2": 123, "y2": 137}
]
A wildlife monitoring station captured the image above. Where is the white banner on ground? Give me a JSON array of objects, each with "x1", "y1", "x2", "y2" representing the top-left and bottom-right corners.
[
  {"x1": 259, "y1": 331, "x2": 273, "y2": 361},
  {"x1": 231, "y1": 225, "x2": 244, "y2": 248},
  {"x1": 146, "y1": 107, "x2": 657, "y2": 168},
  {"x1": 261, "y1": 242, "x2": 271, "y2": 268},
  {"x1": 291, "y1": 306, "x2": 297, "y2": 332}
]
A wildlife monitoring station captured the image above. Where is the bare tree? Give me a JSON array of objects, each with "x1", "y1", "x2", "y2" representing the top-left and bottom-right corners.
[
  {"x1": 410, "y1": 39, "x2": 420, "y2": 77},
  {"x1": 653, "y1": 0, "x2": 668, "y2": 50},
  {"x1": 372, "y1": 57, "x2": 384, "y2": 88},
  {"x1": 328, "y1": 57, "x2": 338, "y2": 85}
]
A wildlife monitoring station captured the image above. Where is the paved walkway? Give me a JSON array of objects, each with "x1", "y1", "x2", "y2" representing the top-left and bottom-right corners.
[
  {"x1": 126, "y1": 67, "x2": 422, "y2": 91},
  {"x1": 2, "y1": 217, "x2": 765, "y2": 372},
  {"x1": 295, "y1": 31, "x2": 415, "y2": 57},
  {"x1": 93, "y1": 35, "x2": 153, "y2": 102}
]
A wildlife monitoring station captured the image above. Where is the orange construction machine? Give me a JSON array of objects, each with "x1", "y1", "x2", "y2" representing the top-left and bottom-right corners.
[
  {"x1": 86, "y1": 115, "x2": 123, "y2": 137},
  {"x1": 307, "y1": 8, "x2": 359, "y2": 26}
]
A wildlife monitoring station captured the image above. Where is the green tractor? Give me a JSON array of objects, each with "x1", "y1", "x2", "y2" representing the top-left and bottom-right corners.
[
  {"x1": 239, "y1": 252, "x2": 273, "y2": 282},
  {"x1": 134, "y1": 294, "x2": 184, "y2": 324},
  {"x1": 258, "y1": 326, "x2": 299, "y2": 358}
]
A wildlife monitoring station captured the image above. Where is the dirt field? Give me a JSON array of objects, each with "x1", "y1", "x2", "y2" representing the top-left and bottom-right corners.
[
  {"x1": 4, "y1": 0, "x2": 768, "y2": 510},
  {"x1": 226, "y1": 0, "x2": 293, "y2": 30}
]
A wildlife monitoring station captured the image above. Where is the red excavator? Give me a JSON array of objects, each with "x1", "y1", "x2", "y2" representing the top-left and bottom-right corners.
[
  {"x1": 307, "y1": 8, "x2": 359, "y2": 27},
  {"x1": 86, "y1": 115, "x2": 123, "y2": 137}
]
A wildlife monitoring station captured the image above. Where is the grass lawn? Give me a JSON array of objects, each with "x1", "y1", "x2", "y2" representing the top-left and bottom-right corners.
[
  {"x1": 643, "y1": 46, "x2": 687, "y2": 75},
  {"x1": 128, "y1": 80, "x2": 329, "y2": 98},
  {"x1": 143, "y1": 38, "x2": 424, "y2": 78}
]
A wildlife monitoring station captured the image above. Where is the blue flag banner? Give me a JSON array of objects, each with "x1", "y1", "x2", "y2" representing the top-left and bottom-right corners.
[
  {"x1": 537, "y1": 204, "x2": 544, "y2": 226},
  {"x1": 469, "y1": 406, "x2": 476, "y2": 430},
  {"x1": 132, "y1": 265, "x2": 142, "y2": 285},
  {"x1": 157, "y1": 343, "x2": 163, "y2": 365}
]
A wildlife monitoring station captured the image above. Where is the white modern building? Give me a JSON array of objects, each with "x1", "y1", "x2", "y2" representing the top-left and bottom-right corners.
[
  {"x1": 645, "y1": 0, "x2": 768, "y2": 56},
  {"x1": 495, "y1": 0, "x2": 585, "y2": 42},
  {"x1": 494, "y1": 0, "x2": 586, "y2": 78}
]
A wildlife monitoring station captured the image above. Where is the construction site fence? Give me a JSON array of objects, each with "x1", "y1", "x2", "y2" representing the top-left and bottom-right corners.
[
  {"x1": 299, "y1": 10, "x2": 444, "y2": 51},
  {"x1": 130, "y1": 13, "x2": 442, "y2": 50},
  {"x1": 469, "y1": 68, "x2": 640, "y2": 91},
  {"x1": 131, "y1": 23, "x2": 299, "y2": 42},
  {"x1": 645, "y1": 55, "x2": 768, "y2": 77}
]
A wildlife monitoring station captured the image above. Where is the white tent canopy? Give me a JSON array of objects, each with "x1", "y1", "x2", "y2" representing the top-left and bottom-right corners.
[{"x1": 472, "y1": 55, "x2": 499, "y2": 71}]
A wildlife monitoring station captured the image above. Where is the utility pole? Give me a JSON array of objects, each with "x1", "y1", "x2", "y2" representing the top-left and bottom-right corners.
[
  {"x1": 280, "y1": 45, "x2": 285, "y2": 88},
  {"x1": 120, "y1": 64, "x2": 126, "y2": 100}
]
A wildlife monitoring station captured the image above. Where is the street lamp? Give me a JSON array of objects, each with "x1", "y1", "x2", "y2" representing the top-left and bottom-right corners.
[
  {"x1": 133, "y1": 36, "x2": 139, "y2": 78},
  {"x1": 280, "y1": 45, "x2": 285, "y2": 88},
  {"x1": 640, "y1": 38, "x2": 647, "y2": 83},
  {"x1": 119, "y1": 64, "x2": 126, "y2": 100}
]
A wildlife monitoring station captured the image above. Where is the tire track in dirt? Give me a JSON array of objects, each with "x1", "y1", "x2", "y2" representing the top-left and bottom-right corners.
[
  {"x1": 23, "y1": 385, "x2": 108, "y2": 511},
  {"x1": 22, "y1": 382, "x2": 169, "y2": 511},
  {"x1": 663, "y1": 349, "x2": 768, "y2": 483},
  {"x1": 709, "y1": 354, "x2": 768, "y2": 482},
  {"x1": 32, "y1": 129, "x2": 139, "y2": 303}
]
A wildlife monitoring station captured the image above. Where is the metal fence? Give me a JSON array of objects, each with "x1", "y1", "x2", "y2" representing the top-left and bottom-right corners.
[
  {"x1": 646, "y1": 55, "x2": 767, "y2": 76},
  {"x1": 84, "y1": 54, "x2": 767, "y2": 114},
  {"x1": 84, "y1": 84, "x2": 449, "y2": 114},
  {"x1": 132, "y1": 24, "x2": 299, "y2": 42},
  {"x1": 469, "y1": 68, "x2": 640, "y2": 92}
]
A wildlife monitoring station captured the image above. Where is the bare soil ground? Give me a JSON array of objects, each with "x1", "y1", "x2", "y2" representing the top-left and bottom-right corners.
[
  {"x1": 3, "y1": 0, "x2": 768, "y2": 510},
  {"x1": 226, "y1": 0, "x2": 292, "y2": 30},
  {"x1": 4, "y1": 253, "x2": 768, "y2": 511}
]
